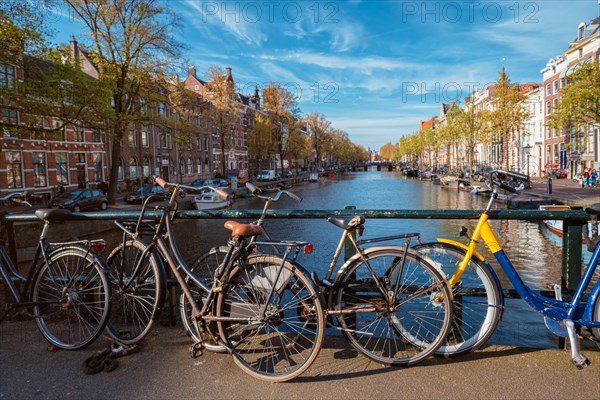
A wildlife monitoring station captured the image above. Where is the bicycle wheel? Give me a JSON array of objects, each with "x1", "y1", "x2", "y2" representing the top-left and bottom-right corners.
[
  {"x1": 414, "y1": 242, "x2": 502, "y2": 357},
  {"x1": 32, "y1": 246, "x2": 111, "y2": 350},
  {"x1": 217, "y1": 255, "x2": 325, "y2": 382},
  {"x1": 179, "y1": 246, "x2": 229, "y2": 352},
  {"x1": 592, "y1": 293, "x2": 600, "y2": 339},
  {"x1": 335, "y1": 247, "x2": 452, "y2": 366},
  {"x1": 105, "y1": 239, "x2": 166, "y2": 345}
]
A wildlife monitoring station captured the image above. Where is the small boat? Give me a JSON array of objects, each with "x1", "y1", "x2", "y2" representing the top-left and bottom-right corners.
[
  {"x1": 192, "y1": 187, "x2": 231, "y2": 210},
  {"x1": 538, "y1": 205, "x2": 593, "y2": 244},
  {"x1": 304, "y1": 173, "x2": 318, "y2": 182}
]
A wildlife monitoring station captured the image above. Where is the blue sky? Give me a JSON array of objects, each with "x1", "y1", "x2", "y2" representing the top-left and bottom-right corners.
[{"x1": 51, "y1": 0, "x2": 599, "y2": 151}]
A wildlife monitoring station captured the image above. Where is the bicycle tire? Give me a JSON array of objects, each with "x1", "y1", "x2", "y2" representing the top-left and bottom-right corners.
[
  {"x1": 217, "y1": 255, "x2": 325, "y2": 382},
  {"x1": 179, "y1": 246, "x2": 229, "y2": 352},
  {"x1": 413, "y1": 242, "x2": 503, "y2": 357},
  {"x1": 335, "y1": 247, "x2": 453, "y2": 366},
  {"x1": 105, "y1": 239, "x2": 166, "y2": 345},
  {"x1": 32, "y1": 246, "x2": 111, "y2": 350}
]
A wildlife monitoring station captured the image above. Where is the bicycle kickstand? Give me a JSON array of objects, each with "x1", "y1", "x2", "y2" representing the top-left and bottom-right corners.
[{"x1": 565, "y1": 319, "x2": 591, "y2": 369}]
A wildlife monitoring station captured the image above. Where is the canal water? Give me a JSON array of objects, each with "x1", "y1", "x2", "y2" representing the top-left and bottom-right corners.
[{"x1": 107, "y1": 171, "x2": 597, "y2": 349}]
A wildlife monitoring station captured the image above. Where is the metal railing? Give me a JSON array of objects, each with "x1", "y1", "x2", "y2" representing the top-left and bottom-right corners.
[{"x1": 0, "y1": 207, "x2": 590, "y2": 290}]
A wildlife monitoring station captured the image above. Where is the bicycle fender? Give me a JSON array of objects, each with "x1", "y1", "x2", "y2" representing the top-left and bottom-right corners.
[
  {"x1": 436, "y1": 238, "x2": 487, "y2": 262},
  {"x1": 333, "y1": 246, "x2": 420, "y2": 282},
  {"x1": 47, "y1": 245, "x2": 112, "y2": 274}
]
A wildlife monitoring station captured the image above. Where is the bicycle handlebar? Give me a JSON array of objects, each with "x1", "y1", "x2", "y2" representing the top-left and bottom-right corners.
[
  {"x1": 0, "y1": 192, "x2": 33, "y2": 207},
  {"x1": 154, "y1": 176, "x2": 230, "y2": 199}
]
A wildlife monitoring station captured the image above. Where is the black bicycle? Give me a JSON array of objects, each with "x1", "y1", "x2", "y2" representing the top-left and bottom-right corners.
[{"x1": 0, "y1": 193, "x2": 111, "y2": 350}]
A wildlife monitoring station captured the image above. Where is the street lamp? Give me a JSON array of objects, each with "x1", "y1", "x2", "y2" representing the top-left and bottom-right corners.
[{"x1": 524, "y1": 144, "x2": 532, "y2": 177}]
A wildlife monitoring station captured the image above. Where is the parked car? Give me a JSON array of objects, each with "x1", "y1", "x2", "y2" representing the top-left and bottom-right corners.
[
  {"x1": 282, "y1": 170, "x2": 295, "y2": 178},
  {"x1": 124, "y1": 184, "x2": 167, "y2": 204},
  {"x1": 48, "y1": 189, "x2": 108, "y2": 212},
  {"x1": 256, "y1": 170, "x2": 278, "y2": 181}
]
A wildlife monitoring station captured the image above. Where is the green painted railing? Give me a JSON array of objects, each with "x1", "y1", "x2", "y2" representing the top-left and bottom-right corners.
[{"x1": 0, "y1": 208, "x2": 590, "y2": 290}]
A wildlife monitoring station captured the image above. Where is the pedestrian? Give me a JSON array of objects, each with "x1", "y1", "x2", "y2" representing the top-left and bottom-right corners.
[
  {"x1": 582, "y1": 169, "x2": 589, "y2": 188},
  {"x1": 590, "y1": 168, "x2": 597, "y2": 188}
]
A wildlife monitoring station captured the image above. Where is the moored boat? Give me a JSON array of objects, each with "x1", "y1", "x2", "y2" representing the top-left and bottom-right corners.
[
  {"x1": 192, "y1": 187, "x2": 231, "y2": 210},
  {"x1": 538, "y1": 205, "x2": 593, "y2": 244}
]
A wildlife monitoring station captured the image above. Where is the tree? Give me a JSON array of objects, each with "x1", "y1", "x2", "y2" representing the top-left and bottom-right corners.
[
  {"x1": 204, "y1": 65, "x2": 240, "y2": 176},
  {"x1": 0, "y1": 0, "x2": 53, "y2": 57},
  {"x1": 262, "y1": 83, "x2": 299, "y2": 173},
  {"x1": 63, "y1": 0, "x2": 183, "y2": 203},
  {"x1": 305, "y1": 112, "x2": 332, "y2": 169},
  {"x1": 459, "y1": 102, "x2": 490, "y2": 176},
  {"x1": 486, "y1": 71, "x2": 529, "y2": 170},
  {"x1": 379, "y1": 142, "x2": 398, "y2": 161},
  {"x1": 285, "y1": 119, "x2": 311, "y2": 172},
  {"x1": 548, "y1": 60, "x2": 600, "y2": 157},
  {"x1": 248, "y1": 113, "x2": 274, "y2": 174},
  {"x1": 1, "y1": 47, "x2": 110, "y2": 140}
]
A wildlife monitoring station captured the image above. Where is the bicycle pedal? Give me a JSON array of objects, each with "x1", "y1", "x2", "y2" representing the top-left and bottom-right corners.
[{"x1": 189, "y1": 342, "x2": 204, "y2": 358}]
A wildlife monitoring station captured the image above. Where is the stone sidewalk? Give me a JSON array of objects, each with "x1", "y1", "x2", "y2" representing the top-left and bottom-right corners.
[{"x1": 0, "y1": 321, "x2": 599, "y2": 400}]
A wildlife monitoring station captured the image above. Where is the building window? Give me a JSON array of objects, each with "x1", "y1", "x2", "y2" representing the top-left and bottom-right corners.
[
  {"x1": 560, "y1": 78, "x2": 566, "y2": 88},
  {"x1": 118, "y1": 158, "x2": 124, "y2": 180},
  {"x1": 128, "y1": 130, "x2": 136, "y2": 146},
  {"x1": 553, "y1": 80, "x2": 558, "y2": 94},
  {"x1": 187, "y1": 157, "x2": 193, "y2": 175},
  {"x1": 0, "y1": 64, "x2": 16, "y2": 89},
  {"x1": 1, "y1": 107, "x2": 18, "y2": 125},
  {"x1": 194, "y1": 84, "x2": 199, "y2": 91},
  {"x1": 93, "y1": 152, "x2": 103, "y2": 182},
  {"x1": 73, "y1": 126, "x2": 84, "y2": 142},
  {"x1": 179, "y1": 156, "x2": 185, "y2": 176},
  {"x1": 76, "y1": 153, "x2": 87, "y2": 188},
  {"x1": 92, "y1": 130, "x2": 102, "y2": 142},
  {"x1": 129, "y1": 157, "x2": 138, "y2": 180},
  {"x1": 553, "y1": 98, "x2": 558, "y2": 111},
  {"x1": 546, "y1": 101, "x2": 552, "y2": 115},
  {"x1": 141, "y1": 130, "x2": 148, "y2": 147},
  {"x1": 143, "y1": 157, "x2": 151, "y2": 177},
  {"x1": 546, "y1": 83, "x2": 551, "y2": 94},
  {"x1": 32, "y1": 152, "x2": 48, "y2": 187},
  {"x1": 5, "y1": 151, "x2": 23, "y2": 188},
  {"x1": 55, "y1": 152, "x2": 69, "y2": 185}
]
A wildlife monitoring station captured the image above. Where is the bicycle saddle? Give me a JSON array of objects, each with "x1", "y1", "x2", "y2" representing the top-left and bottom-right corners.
[
  {"x1": 327, "y1": 215, "x2": 365, "y2": 230},
  {"x1": 224, "y1": 221, "x2": 263, "y2": 237},
  {"x1": 35, "y1": 208, "x2": 74, "y2": 223}
]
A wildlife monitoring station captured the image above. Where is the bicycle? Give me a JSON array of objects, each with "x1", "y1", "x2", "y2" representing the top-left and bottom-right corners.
[
  {"x1": 105, "y1": 177, "x2": 325, "y2": 382},
  {"x1": 416, "y1": 169, "x2": 600, "y2": 367},
  {"x1": 195, "y1": 184, "x2": 454, "y2": 366},
  {"x1": 0, "y1": 193, "x2": 111, "y2": 350},
  {"x1": 179, "y1": 182, "x2": 302, "y2": 348}
]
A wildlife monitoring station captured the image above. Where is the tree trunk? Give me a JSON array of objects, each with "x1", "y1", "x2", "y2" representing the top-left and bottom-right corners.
[{"x1": 107, "y1": 135, "x2": 122, "y2": 205}]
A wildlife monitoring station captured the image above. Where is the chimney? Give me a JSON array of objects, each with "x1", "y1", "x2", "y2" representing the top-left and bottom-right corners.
[
  {"x1": 70, "y1": 36, "x2": 79, "y2": 65},
  {"x1": 188, "y1": 66, "x2": 196, "y2": 78},
  {"x1": 225, "y1": 67, "x2": 233, "y2": 82}
]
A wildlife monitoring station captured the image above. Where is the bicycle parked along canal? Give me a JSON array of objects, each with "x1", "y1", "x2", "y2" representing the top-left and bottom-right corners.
[
  {"x1": 415, "y1": 169, "x2": 600, "y2": 367},
  {"x1": 0, "y1": 192, "x2": 111, "y2": 350},
  {"x1": 192, "y1": 182, "x2": 454, "y2": 367},
  {"x1": 105, "y1": 177, "x2": 325, "y2": 382},
  {"x1": 179, "y1": 182, "x2": 303, "y2": 348}
]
